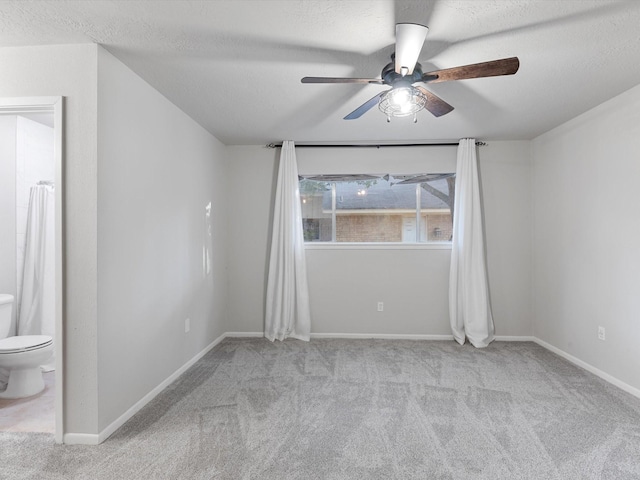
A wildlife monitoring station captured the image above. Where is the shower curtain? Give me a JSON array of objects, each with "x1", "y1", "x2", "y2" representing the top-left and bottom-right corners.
[{"x1": 18, "y1": 183, "x2": 55, "y2": 371}]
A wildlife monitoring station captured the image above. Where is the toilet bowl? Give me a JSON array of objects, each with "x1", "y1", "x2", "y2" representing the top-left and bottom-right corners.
[{"x1": 0, "y1": 294, "x2": 53, "y2": 399}]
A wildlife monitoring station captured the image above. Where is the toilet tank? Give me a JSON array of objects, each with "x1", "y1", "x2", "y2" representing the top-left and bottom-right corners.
[{"x1": 0, "y1": 294, "x2": 13, "y2": 339}]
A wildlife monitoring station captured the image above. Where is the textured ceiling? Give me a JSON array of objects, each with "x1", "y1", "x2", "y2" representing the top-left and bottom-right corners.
[{"x1": 1, "y1": 0, "x2": 640, "y2": 145}]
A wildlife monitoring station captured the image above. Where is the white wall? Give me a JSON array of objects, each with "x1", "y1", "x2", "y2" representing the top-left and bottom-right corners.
[
  {"x1": 305, "y1": 246, "x2": 453, "y2": 335},
  {"x1": 226, "y1": 143, "x2": 532, "y2": 337},
  {"x1": 226, "y1": 146, "x2": 279, "y2": 333},
  {"x1": 480, "y1": 141, "x2": 532, "y2": 336},
  {"x1": 532, "y1": 83, "x2": 640, "y2": 392},
  {"x1": 96, "y1": 47, "x2": 229, "y2": 431},
  {"x1": 0, "y1": 44, "x2": 99, "y2": 435}
]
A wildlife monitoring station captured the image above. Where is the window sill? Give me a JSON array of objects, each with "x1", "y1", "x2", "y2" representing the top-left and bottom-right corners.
[{"x1": 304, "y1": 242, "x2": 452, "y2": 250}]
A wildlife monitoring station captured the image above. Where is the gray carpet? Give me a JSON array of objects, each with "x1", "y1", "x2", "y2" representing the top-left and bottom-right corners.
[{"x1": 2, "y1": 338, "x2": 640, "y2": 479}]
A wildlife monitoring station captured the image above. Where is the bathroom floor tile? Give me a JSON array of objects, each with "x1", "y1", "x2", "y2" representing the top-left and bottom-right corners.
[{"x1": 0, "y1": 371, "x2": 55, "y2": 433}]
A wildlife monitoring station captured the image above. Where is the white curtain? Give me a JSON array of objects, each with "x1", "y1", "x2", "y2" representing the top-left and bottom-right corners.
[
  {"x1": 265, "y1": 141, "x2": 311, "y2": 341},
  {"x1": 449, "y1": 139, "x2": 494, "y2": 347},
  {"x1": 19, "y1": 184, "x2": 56, "y2": 370}
]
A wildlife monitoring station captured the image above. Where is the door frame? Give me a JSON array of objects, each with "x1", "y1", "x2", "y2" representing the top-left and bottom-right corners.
[{"x1": 0, "y1": 96, "x2": 65, "y2": 443}]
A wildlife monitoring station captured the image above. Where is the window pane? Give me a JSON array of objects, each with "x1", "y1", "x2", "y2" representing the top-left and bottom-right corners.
[
  {"x1": 335, "y1": 176, "x2": 415, "y2": 242},
  {"x1": 418, "y1": 175, "x2": 454, "y2": 242},
  {"x1": 300, "y1": 174, "x2": 454, "y2": 243},
  {"x1": 300, "y1": 179, "x2": 332, "y2": 241}
]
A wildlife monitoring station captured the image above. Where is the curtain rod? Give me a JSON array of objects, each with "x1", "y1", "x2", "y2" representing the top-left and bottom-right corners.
[{"x1": 266, "y1": 141, "x2": 486, "y2": 149}]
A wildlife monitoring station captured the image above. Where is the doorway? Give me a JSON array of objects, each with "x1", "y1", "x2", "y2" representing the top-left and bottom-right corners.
[{"x1": 0, "y1": 97, "x2": 64, "y2": 443}]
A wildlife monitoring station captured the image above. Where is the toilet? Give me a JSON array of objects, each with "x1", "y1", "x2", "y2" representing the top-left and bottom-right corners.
[{"x1": 0, "y1": 294, "x2": 53, "y2": 399}]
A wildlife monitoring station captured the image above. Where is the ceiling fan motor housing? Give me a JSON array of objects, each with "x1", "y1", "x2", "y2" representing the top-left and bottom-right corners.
[{"x1": 382, "y1": 59, "x2": 425, "y2": 87}]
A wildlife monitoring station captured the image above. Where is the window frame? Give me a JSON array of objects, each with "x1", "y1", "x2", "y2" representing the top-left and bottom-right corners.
[{"x1": 299, "y1": 173, "x2": 454, "y2": 248}]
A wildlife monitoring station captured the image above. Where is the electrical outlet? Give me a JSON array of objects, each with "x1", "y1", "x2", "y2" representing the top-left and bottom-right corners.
[
  {"x1": 598, "y1": 326, "x2": 605, "y2": 341},
  {"x1": 185, "y1": 318, "x2": 191, "y2": 333},
  {"x1": 377, "y1": 302, "x2": 384, "y2": 312}
]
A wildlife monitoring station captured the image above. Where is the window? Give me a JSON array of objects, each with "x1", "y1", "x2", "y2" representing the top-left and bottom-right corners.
[{"x1": 299, "y1": 173, "x2": 455, "y2": 243}]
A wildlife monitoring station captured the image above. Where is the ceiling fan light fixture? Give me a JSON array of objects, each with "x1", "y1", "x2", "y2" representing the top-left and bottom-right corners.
[{"x1": 378, "y1": 86, "x2": 427, "y2": 120}]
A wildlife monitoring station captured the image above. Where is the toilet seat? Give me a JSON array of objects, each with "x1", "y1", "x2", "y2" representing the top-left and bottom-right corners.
[{"x1": 0, "y1": 335, "x2": 53, "y2": 354}]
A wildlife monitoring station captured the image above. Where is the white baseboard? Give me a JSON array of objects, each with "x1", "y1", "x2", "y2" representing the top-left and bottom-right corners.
[
  {"x1": 494, "y1": 335, "x2": 535, "y2": 342},
  {"x1": 224, "y1": 332, "x2": 264, "y2": 338},
  {"x1": 310, "y1": 332, "x2": 455, "y2": 341},
  {"x1": 533, "y1": 337, "x2": 640, "y2": 400},
  {"x1": 73, "y1": 332, "x2": 227, "y2": 445},
  {"x1": 63, "y1": 433, "x2": 100, "y2": 445},
  {"x1": 311, "y1": 333, "x2": 536, "y2": 342}
]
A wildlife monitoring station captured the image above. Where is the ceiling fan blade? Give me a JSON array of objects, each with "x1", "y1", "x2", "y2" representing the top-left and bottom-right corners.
[
  {"x1": 422, "y1": 57, "x2": 520, "y2": 83},
  {"x1": 395, "y1": 23, "x2": 429, "y2": 75},
  {"x1": 302, "y1": 77, "x2": 384, "y2": 84},
  {"x1": 417, "y1": 87, "x2": 454, "y2": 117},
  {"x1": 344, "y1": 91, "x2": 387, "y2": 120}
]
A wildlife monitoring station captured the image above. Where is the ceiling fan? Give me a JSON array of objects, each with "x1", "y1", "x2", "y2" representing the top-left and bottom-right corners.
[{"x1": 301, "y1": 23, "x2": 520, "y2": 122}]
